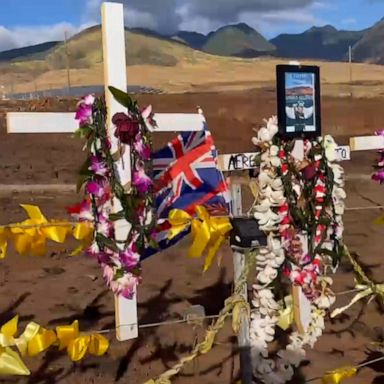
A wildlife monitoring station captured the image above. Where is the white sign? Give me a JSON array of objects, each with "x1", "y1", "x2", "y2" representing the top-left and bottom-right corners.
[
  {"x1": 219, "y1": 146, "x2": 350, "y2": 172},
  {"x1": 218, "y1": 152, "x2": 259, "y2": 171},
  {"x1": 335, "y1": 145, "x2": 350, "y2": 161}
]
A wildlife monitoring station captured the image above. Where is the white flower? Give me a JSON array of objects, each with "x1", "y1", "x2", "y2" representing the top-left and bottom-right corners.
[
  {"x1": 330, "y1": 164, "x2": 345, "y2": 185},
  {"x1": 257, "y1": 266, "x2": 278, "y2": 284},
  {"x1": 334, "y1": 187, "x2": 346, "y2": 200},
  {"x1": 271, "y1": 178, "x2": 284, "y2": 191},
  {"x1": 315, "y1": 293, "x2": 336, "y2": 309},
  {"x1": 324, "y1": 135, "x2": 337, "y2": 162}
]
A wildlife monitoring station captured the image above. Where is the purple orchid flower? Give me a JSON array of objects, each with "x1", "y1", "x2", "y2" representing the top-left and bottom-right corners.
[
  {"x1": 120, "y1": 246, "x2": 140, "y2": 269},
  {"x1": 97, "y1": 214, "x2": 113, "y2": 237},
  {"x1": 75, "y1": 103, "x2": 92, "y2": 125},
  {"x1": 132, "y1": 166, "x2": 152, "y2": 193},
  {"x1": 89, "y1": 155, "x2": 108, "y2": 176},
  {"x1": 134, "y1": 135, "x2": 151, "y2": 160},
  {"x1": 86, "y1": 180, "x2": 111, "y2": 200},
  {"x1": 75, "y1": 95, "x2": 95, "y2": 125},
  {"x1": 372, "y1": 169, "x2": 384, "y2": 184},
  {"x1": 83, "y1": 94, "x2": 95, "y2": 106}
]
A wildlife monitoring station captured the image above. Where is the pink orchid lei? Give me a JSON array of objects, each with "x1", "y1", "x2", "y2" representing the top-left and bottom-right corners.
[
  {"x1": 372, "y1": 129, "x2": 384, "y2": 184},
  {"x1": 70, "y1": 89, "x2": 156, "y2": 298},
  {"x1": 250, "y1": 117, "x2": 345, "y2": 383}
]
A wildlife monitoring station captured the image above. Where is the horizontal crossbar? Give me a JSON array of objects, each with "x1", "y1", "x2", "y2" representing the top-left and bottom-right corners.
[{"x1": 6, "y1": 112, "x2": 206, "y2": 134}]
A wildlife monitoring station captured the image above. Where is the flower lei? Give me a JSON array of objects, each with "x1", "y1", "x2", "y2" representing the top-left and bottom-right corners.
[
  {"x1": 250, "y1": 117, "x2": 346, "y2": 383},
  {"x1": 372, "y1": 129, "x2": 384, "y2": 184},
  {"x1": 70, "y1": 89, "x2": 156, "y2": 298}
]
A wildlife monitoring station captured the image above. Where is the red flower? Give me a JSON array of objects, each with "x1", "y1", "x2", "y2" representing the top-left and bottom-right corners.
[
  {"x1": 278, "y1": 150, "x2": 286, "y2": 159},
  {"x1": 302, "y1": 164, "x2": 317, "y2": 180},
  {"x1": 112, "y1": 112, "x2": 140, "y2": 144},
  {"x1": 279, "y1": 203, "x2": 289, "y2": 214},
  {"x1": 281, "y1": 163, "x2": 289, "y2": 174}
]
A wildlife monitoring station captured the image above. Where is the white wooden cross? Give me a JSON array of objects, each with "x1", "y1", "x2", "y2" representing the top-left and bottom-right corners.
[{"x1": 6, "y1": 2, "x2": 206, "y2": 342}]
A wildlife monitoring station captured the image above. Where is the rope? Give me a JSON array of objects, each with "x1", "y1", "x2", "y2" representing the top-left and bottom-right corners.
[
  {"x1": 306, "y1": 355, "x2": 384, "y2": 383},
  {"x1": 143, "y1": 251, "x2": 256, "y2": 384},
  {"x1": 1, "y1": 204, "x2": 384, "y2": 231}
]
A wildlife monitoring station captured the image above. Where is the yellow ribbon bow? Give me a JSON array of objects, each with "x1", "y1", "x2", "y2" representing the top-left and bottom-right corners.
[
  {"x1": 331, "y1": 283, "x2": 384, "y2": 318},
  {"x1": 9, "y1": 205, "x2": 70, "y2": 256},
  {"x1": 277, "y1": 296, "x2": 294, "y2": 331},
  {"x1": 0, "y1": 316, "x2": 57, "y2": 376},
  {"x1": 71, "y1": 222, "x2": 94, "y2": 256},
  {"x1": 322, "y1": 366, "x2": 357, "y2": 384},
  {"x1": 56, "y1": 320, "x2": 109, "y2": 362},
  {"x1": 168, "y1": 206, "x2": 232, "y2": 272},
  {"x1": 0, "y1": 315, "x2": 56, "y2": 356},
  {"x1": 0, "y1": 204, "x2": 94, "y2": 258},
  {"x1": 0, "y1": 347, "x2": 30, "y2": 376}
]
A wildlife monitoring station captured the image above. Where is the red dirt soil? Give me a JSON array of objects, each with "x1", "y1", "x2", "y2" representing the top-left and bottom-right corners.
[{"x1": 0, "y1": 90, "x2": 384, "y2": 383}]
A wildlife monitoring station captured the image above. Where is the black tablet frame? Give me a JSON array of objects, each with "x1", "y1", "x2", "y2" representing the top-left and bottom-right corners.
[{"x1": 276, "y1": 64, "x2": 321, "y2": 140}]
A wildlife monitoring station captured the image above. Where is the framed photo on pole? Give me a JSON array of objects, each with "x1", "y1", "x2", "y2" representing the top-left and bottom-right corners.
[{"x1": 276, "y1": 64, "x2": 321, "y2": 139}]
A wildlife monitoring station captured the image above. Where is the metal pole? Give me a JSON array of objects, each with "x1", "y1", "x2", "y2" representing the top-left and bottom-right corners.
[
  {"x1": 231, "y1": 182, "x2": 253, "y2": 384},
  {"x1": 349, "y1": 45, "x2": 352, "y2": 96},
  {"x1": 64, "y1": 31, "x2": 71, "y2": 94}
]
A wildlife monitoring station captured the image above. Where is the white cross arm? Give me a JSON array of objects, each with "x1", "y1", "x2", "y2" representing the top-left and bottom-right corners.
[
  {"x1": 350, "y1": 135, "x2": 384, "y2": 151},
  {"x1": 6, "y1": 112, "x2": 206, "y2": 134},
  {"x1": 218, "y1": 146, "x2": 351, "y2": 172}
]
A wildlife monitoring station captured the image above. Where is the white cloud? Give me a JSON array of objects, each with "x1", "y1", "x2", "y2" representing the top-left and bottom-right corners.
[
  {"x1": 0, "y1": 0, "x2": 331, "y2": 52},
  {"x1": 0, "y1": 22, "x2": 94, "y2": 51}
]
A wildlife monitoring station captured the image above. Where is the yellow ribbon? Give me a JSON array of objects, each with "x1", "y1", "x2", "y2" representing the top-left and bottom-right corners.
[
  {"x1": 0, "y1": 205, "x2": 93, "y2": 258},
  {"x1": 56, "y1": 320, "x2": 109, "y2": 362},
  {"x1": 374, "y1": 214, "x2": 384, "y2": 225},
  {"x1": 277, "y1": 296, "x2": 294, "y2": 331},
  {"x1": 0, "y1": 316, "x2": 57, "y2": 376},
  {"x1": 0, "y1": 315, "x2": 56, "y2": 357},
  {"x1": 0, "y1": 347, "x2": 30, "y2": 376},
  {"x1": 168, "y1": 206, "x2": 232, "y2": 271},
  {"x1": 331, "y1": 283, "x2": 384, "y2": 318},
  {"x1": 322, "y1": 366, "x2": 357, "y2": 384},
  {"x1": 71, "y1": 222, "x2": 93, "y2": 256},
  {"x1": 9, "y1": 205, "x2": 70, "y2": 256}
]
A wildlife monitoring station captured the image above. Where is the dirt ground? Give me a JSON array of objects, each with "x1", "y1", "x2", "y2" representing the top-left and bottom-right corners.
[{"x1": 1, "y1": 90, "x2": 384, "y2": 383}]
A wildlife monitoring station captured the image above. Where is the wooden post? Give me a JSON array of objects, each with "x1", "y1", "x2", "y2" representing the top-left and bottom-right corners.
[
  {"x1": 101, "y1": 2, "x2": 137, "y2": 341},
  {"x1": 230, "y1": 182, "x2": 253, "y2": 384}
]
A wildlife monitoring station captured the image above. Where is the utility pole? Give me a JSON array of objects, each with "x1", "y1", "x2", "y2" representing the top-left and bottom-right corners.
[
  {"x1": 349, "y1": 45, "x2": 353, "y2": 96},
  {"x1": 64, "y1": 31, "x2": 71, "y2": 95}
]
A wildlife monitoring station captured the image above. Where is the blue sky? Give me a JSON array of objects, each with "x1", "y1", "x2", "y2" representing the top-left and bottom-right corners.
[{"x1": 0, "y1": 0, "x2": 383, "y2": 51}]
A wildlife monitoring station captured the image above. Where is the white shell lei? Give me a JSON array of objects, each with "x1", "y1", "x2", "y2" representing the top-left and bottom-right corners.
[{"x1": 249, "y1": 117, "x2": 345, "y2": 383}]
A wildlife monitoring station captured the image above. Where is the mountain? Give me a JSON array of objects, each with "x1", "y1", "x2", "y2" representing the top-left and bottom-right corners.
[
  {"x1": 271, "y1": 25, "x2": 366, "y2": 61},
  {"x1": 0, "y1": 41, "x2": 60, "y2": 62},
  {"x1": 0, "y1": 24, "x2": 215, "y2": 85},
  {"x1": 202, "y1": 23, "x2": 276, "y2": 57},
  {"x1": 352, "y1": 18, "x2": 384, "y2": 64},
  {"x1": 173, "y1": 31, "x2": 208, "y2": 49}
]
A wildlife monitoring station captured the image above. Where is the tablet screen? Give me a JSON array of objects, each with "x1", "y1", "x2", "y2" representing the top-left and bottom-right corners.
[{"x1": 284, "y1": 72, "x2": 316, "y2": 133}]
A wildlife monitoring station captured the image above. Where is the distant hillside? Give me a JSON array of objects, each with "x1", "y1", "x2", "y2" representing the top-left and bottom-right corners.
[
  {"x1": 352, "y1": 19, "x2": 384, "y2": 64},
  {"x1": 202, "y1": 23, "x2": 276, "y2": 57},
  {"x1": 0, "y1": 41, "x2": 60, "y2": 62},
  {"x1": 271, "y1": 25, "x2": 366, "y2": 61},
  {"x1": 173, "y1": 31, "x2": 208, "y2": 49}
]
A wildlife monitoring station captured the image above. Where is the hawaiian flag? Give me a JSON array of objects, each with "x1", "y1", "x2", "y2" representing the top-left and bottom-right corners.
[{"x1": 142, "y1": 128, "x2": 231, "y2": 259}]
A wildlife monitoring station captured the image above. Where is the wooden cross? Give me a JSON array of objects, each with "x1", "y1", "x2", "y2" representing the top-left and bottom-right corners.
[{"x1": 5, "y1": 2, "x2": 206, "y2": 342}]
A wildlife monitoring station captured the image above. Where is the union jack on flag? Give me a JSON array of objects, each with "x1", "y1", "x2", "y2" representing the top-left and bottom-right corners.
[{"x1": 142, "y1": 128, "x2": 231, "y2": 259}]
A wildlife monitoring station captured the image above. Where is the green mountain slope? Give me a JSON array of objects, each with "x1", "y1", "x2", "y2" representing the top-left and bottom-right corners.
[
  {"x1": 0, "y1": 41, "x2": 60, "y2": 62},
  {"x1": 271, "y1": 25, "x2": 366, "y2": 61},
  {"x1": 202, "y1": 23, "x2": 276, "y2": 57},
  {"x1": 352, "y1": 19, "x2": 384, "y2": 64}
]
